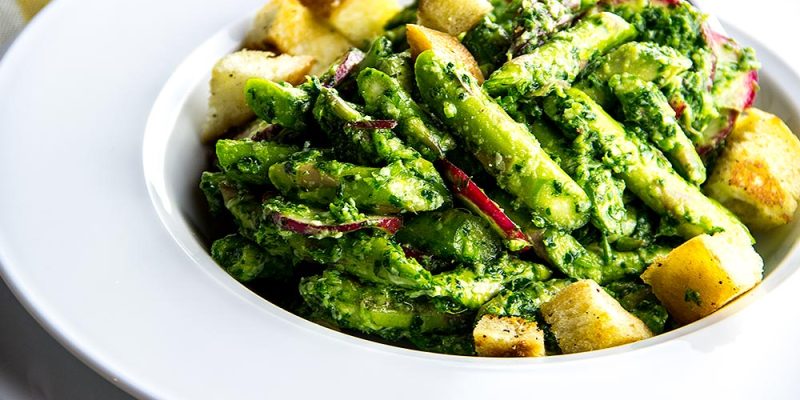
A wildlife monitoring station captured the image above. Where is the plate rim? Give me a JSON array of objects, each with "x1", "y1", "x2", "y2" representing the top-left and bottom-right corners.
[{"x1": 1, "y1": 2, "x2": 800, "y2": 398}]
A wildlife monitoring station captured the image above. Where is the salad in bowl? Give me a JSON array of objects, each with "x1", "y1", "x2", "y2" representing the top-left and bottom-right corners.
[{"x1": 195, "y1": 0, "x2": 800, "y2": 357}]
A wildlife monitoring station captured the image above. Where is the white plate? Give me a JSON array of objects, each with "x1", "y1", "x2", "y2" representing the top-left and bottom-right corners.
[{"x1": 2, "y1": 1, "x2": 800, "y2": 399}]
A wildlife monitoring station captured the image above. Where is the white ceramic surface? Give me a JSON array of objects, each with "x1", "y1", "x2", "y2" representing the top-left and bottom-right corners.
[{"x1": 1, "y1": 1, "x2": 800, "y2": 399}]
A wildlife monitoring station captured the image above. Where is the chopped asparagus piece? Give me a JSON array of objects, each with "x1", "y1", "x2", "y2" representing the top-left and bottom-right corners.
[
  {"x1": 357, "y1": 68, "x2": 456, "y2": 160},
  {"x1": 415, "y1": 50, "x2": 590, "y2": 230},
  {"x1": 511, "y1": 0, "x2": 599, "y2": 56},
  {"x1": 478, "y1": 279, "x2": 572, "y2": 319},
  {"x1": 215, "y1": 139, "x2": 299, "y2": 185},
  {"x1": 605, "y1": 280, "x2": 669, "y2": 334},
  {"x1": 300, "y1": 270, "x2": 470, "y2": 341},
  {"x1": 574, "y1": 41, "x2": 693, "y2": 109},
  {"x1": 269, "y1": 150, "x2": 449, "y2": 214},
  {"x1": 210, "y1": 234, "x2": 292, "y2": 282},
  {"x1": 484, "y1": 12, "x2": 636, "y2": 97},
  {"x1": 418, "y1": 254, "x2": 552, "y2": 309},
  {"x1": 396, "y1": 209, "x2": 502, "y2": 264},
  {"x1": 543, "y1": 87, "x2": 752, "y2": 244},
  {"x1": 610, "y1": 73, "x2": 706, "y2": 185},
  {"x1": 529, "y1": 120, "x2": 629, "y2": 236}
]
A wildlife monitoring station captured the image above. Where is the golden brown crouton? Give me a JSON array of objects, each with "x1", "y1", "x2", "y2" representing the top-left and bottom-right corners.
[
  {"x1": 541, "y1": 280, "x2": 652, "y2": 354},
  {"x1": 417, "y1": 0, "x2": 492, "y2": 36},
  {"x1": 244, "y1": 0, "x2": 354, "y2": 75},
  {"x1": 705, "y1": 108, "x2": 800, "y2": 231},
  {"x1": 327, "y1": 0, "x2": 401, "y2": 46},
  {"x1": 299, "y1": 0, "x2": 401, "y2": 46},
  {"x1": 202, "y1": 50, "x2": 313, "y2": 141},
  {"x1": 473, "y1": 315, "x2": 546, "y2": 357},
  {"x1": 641, "y1": 233, "x2": 763, "y2": 325}
]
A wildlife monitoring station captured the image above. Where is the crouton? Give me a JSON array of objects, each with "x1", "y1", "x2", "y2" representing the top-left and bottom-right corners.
[
  {"x1": 202, "y1": 50, "x2": 313, "y2": 141},
  {"x1": 244, "y1": 0, "x2": 354, "y2": 75},
  {"x1": 541, "y1": 280, "x2": 652, "y2": 354},
  {"x1": 473, "y1": 315, "x2": 546, "y2": 357},
  {"x1": 641, "y1": 233, "x2": 763, "y2": 325},
  {"x1": 417, "y1": 0, "x2": 492, "y2": 36},
  {"x1": 406, "y1": 24, "x2": 484, "y2": 83},
  {"x1": 326, "y1": 0, "x2": 402, "y2": 46},
  {"x1": 705, "y1": 108, "x2": 800, "y2": 231}
]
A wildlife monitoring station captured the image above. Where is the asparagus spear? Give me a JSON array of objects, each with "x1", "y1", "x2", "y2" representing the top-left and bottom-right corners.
[
  {"x1": 210, "y1": 234, "x2": 292, "y2": 282},
  {"x1": 200, "y1": 171, "x2": 229, "y2": 216},
  {"x1": 540, "y1": 229, "x2": 670, "y2": 284},
  {"x1": 477, "y1": 279, "x2": 572, "y2": 320},
  {"x1": 263, "y1": 197, "x2": 402, "y2": 239},
  {"x1": 609, "y1": 73, "x2": 706, "y2": 185},
  {"x1": 605, "y1": 280, "x2": 669, "y2": 334},
  {"x1": 396, "y1": 209, "x2": 502, "y2": 264},
  {"x1": 605, "y1": 1, "x2": 718, "y2": 136},
  {"x1": 357, "y1": 68, "x2": 456, "y2": 160},
  {"x1": 268, "y1": 150, "x2": 449, "y2": 214},
  {"x1": 574, "y1": 41, "x2": 693, "y2": 109},
  {"x1": 418, "y1": 254, "x2": 552, "y2": 309},
  {"x1": 490, "y1": 190, "x2": 668, "y2": 284},
  {"x1": 244, "y1": 48, "x2": 368, "y2": 131},
  {"x1": 484, "y1": 12, "x2": 636, "y2": 98},
  {"x1": 300, "y1": 270, "x2": 470, "y2": 342},
  {"x1": 510, "y1": 0, "x2": 599, "y2": 56},
  {"x1": 245, "y1": 79, "x2": 313, "y2": 131},
  {"x1": 543, "y1": 87, "x2": 753, "y2": 244},
  {"x1": 215, "y1": 139, "x2": 299, "y2": 185},
  {"x1": 219, "y1": 182, "x2": 435, "y2": 289},
  {"x1": 415, "y1": 50, "x2": 590, "y2": 231},
  {"x1": 335, "y1": 233, "x2": 435, "y2": 289},
  {"x1": 528, "y1": 120, "x2": 629, "y2": 236},
  {"x1": 312, "y1": 85, "x2": 447, "y2": 188}
]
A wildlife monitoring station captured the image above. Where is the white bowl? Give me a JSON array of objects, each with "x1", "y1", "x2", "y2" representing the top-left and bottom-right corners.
[{"x1": 2, "y1": 1, "x2": 800, "y2": 398}]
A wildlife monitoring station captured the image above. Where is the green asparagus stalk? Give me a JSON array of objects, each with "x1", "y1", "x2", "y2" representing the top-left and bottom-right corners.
[
  {"x1": 477, "y1": 279, "x2": 571, "y2": 319},
  {"x1": 268, "y1": 150, "x2": 449, "y2": 214},
  {"x1": 543, "y1": 87, "x2": 753, "y2": 244},
  {"x1": 415, "y1": 50, "x2": 590, "y2": 230},
  {"x1": 418, "y1": 254, "x2": 552, "y2": 309},
  {"x1": 396, "y1": 209, "x2": 502, "y2": 264},
  {"x1": 528, "y1": 120, "x2": 629, "y2": 236},
  {"x1": 574, "y1": 41, "x2": 693, "y2": 109},
  {"x1": 219, "y1": 182, "x2": 435, "y2": 289},
  {"x1": 484, "y1": 12, "x2": 636, "y2": 97},
  {"x1": 605, "y1": 280, "x2": 669, "y2": 334},
  {"x1": 300, "y1": 270, "x2": 470, "y2": 341},
  {"x1": 245, "y1": 79, "x2": 313, "y2": 131},
  {"x1": 210, "y1": 234, "x2": 292, "y2": 282},
  {"x1": 609, "y1": 73, "x2": 706, "y2": 185},
  {"x1": 510, "y1": 0, "x2": 599, "y2": 56},
  {"x1": 215, "y1": 139, "x2": 299, "y2": 185},
  {"x1": 357, "y1": 67, "x2": 456, "y2": 160}
]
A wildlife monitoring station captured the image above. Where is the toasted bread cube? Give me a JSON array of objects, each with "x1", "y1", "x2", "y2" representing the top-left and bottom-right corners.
[
  {"x1": 244, "y1": 0, "x2": 353, "y2": 75},
  {"x1": 406, "y1": 24, "x2": 484, "y2": 83},
  {"x1": 417, "y1": 0, "x2": 492, "y2": 35},
  {"x1": 327, "y1": 0, "x2": 402, "y2": 46},
  {"x1": 541, "y1": 280, "x2": 652, "y2": 354},
  {"x1": 473, "y1": 315, "x2": 546, "y2": 357},
  {"x1": 202, "y1": 50, "x2": 313, "y2": 141},
  {"x1": 705, "y1": 108, "x2": 800, "y2": 231},
  {"x1": 641, "y1": 233, "x2": 763, "y2": 325}
]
